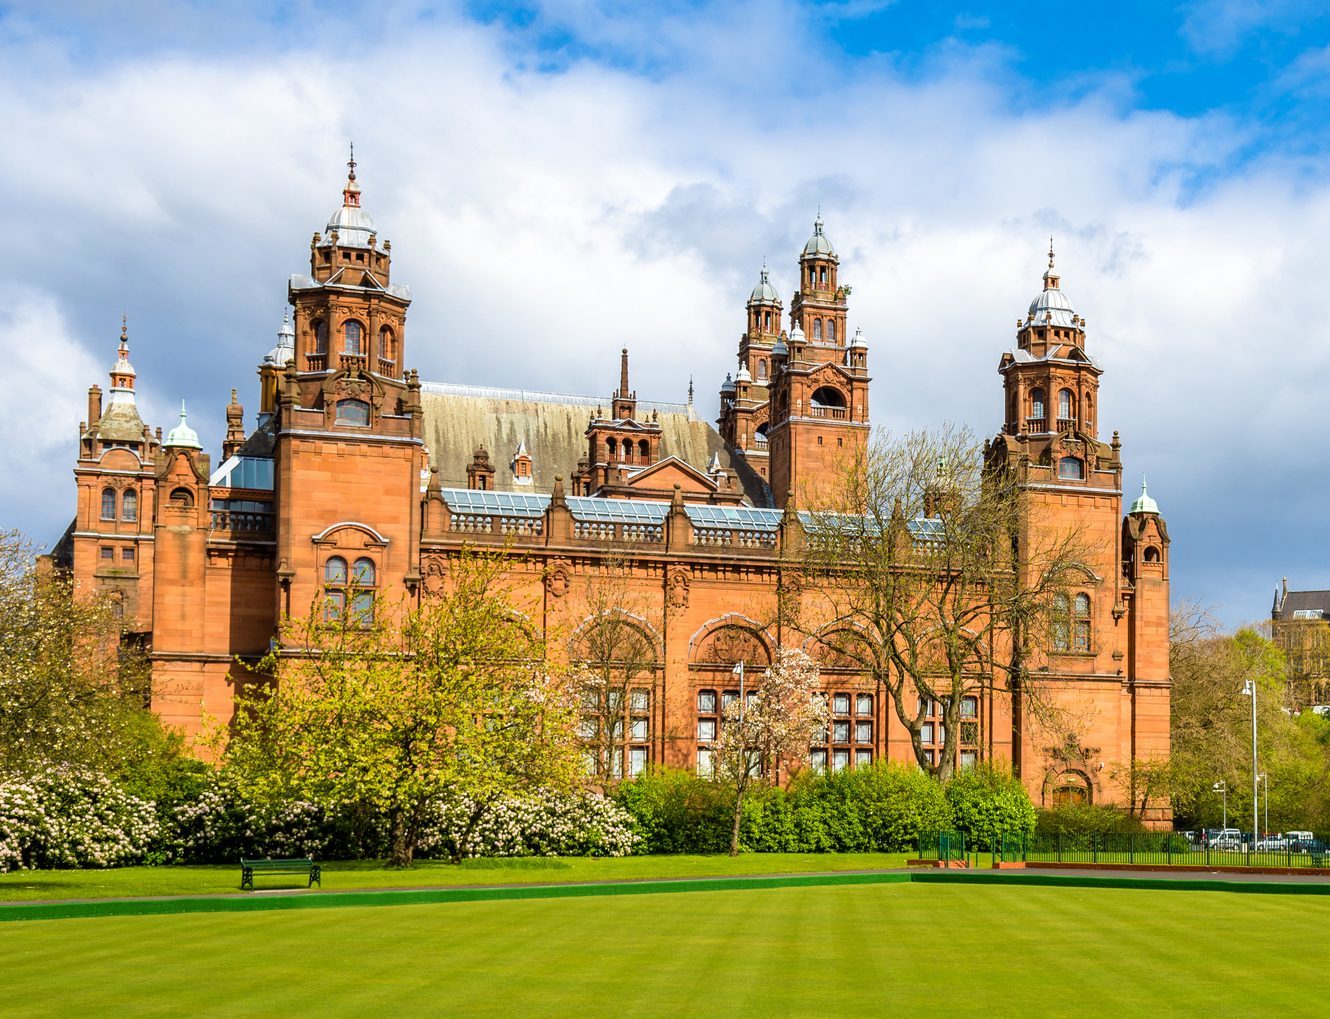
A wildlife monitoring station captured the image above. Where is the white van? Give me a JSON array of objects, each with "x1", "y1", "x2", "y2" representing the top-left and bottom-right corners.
[
  {"x1": 1285, "y1": 830, "x2": 1314, "y2": 842},
  {"x1": 1211, "y1": 828, "x2": 1245, "y2": 849}
]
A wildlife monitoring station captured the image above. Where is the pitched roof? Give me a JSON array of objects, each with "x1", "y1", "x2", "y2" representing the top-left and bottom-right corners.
[
  {"x1": 419, "y1": 381, "x2": 772, "y2": 506},
  {"x1": 1279, "y1": 590, "x2": 1330, "y2": 619}
]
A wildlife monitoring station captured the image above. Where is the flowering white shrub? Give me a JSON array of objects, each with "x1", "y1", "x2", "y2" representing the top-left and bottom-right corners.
[
  {"x1": 0, "y1": 768, "x2": 160, "y2": 871},
  {"x1": 168, "y1": 774, "x2": 349, "y2": 862},
  {"x1": 417, "y1": 789, "x2": 641, "y2": 860}
]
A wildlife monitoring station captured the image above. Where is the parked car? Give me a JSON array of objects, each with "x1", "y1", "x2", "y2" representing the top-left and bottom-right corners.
[
  {"x1": 1210, "y1": 829, "x2": 1247, "y2": 850},
  {"x1": 1255, "y1": 835, "x2": 1289, "y2": 851},
  {"x1": 1290, "y1": 838, "x2": 1328, "y2": 856},
  {"x1": 1285, "y1": 830, "x2": 1314, "y2": 842}
]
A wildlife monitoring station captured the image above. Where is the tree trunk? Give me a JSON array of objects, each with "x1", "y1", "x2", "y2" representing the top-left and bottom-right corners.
[
  {"x1": 729, "y1": 779, "x2": 746, "y2": 857},
  {"x1": 389, "y1": 805, "x2": 415, "y2": 868},
  {"x1": 450, "y1": 799, "x2": 489, "y2": 864}
]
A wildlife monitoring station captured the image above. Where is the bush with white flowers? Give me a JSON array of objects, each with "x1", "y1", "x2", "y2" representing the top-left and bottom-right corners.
[
  {"x1": 0, "y1": 768, "x2": 160, "y2": 871},
  {"x1": 417, "y1": 789, "x2": 641, "y2": 860}
]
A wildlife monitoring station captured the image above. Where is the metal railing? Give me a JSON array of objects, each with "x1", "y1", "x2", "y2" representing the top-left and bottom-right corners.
[
  {"x1": 919, "y1": 831, "x2": 966, "y2": 864},
  {"x1": 989, "y1": 833, "x2": 1328, "y2": 869}
]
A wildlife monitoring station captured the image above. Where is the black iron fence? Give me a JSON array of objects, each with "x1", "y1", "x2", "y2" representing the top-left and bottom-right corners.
[{"x1": 991, "y1": 833, "x2": 1328, "y2": 869}]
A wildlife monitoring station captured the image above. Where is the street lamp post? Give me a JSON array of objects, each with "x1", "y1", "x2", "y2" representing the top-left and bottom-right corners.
[
  {"x1": 1258, "y1": 772, "x2": 1269, "y2": 839},
  {"x1": 1242, "y1": 679, "x2": 1259, "y2": 850},
  {"x1": 1213, "y1": 780, "x2": 1227, "y2": 832}
]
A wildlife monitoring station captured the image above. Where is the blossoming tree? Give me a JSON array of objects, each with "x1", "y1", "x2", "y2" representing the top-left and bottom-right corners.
[{"x1": 711, "y1": 647, "x2": 829, "y2": 856}]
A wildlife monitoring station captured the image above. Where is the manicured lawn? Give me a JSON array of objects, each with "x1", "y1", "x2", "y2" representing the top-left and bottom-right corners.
[
  {"x1": 3, "y1": 881, "x2": 1323, "y2": 1015},
  {"x1": 0, "y1": 852, "x2": 910, "y2": 902}
]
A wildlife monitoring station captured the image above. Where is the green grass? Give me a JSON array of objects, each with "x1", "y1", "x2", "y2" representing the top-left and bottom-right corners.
[
  {"x1": 0, "y1": 852, "x2": 910, "y2": 902},
  {"x1": 3, "y1": 881, "x2": 1324, "y2": 1016}
]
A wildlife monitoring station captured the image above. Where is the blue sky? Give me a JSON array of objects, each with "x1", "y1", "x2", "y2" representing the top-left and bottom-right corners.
[{"x1": 2, "y1": 0, "x2": 1330, "y2": 627}]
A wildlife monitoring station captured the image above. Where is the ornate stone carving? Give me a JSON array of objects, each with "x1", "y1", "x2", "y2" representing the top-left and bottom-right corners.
[
  {"x1": 665, "y1": 565, "x2": 690, "y2": 609},
  {"x1": 700, "y1": 625, "x2": 767, "y2": 667},
  {"x1": 422, "y1": 555, "x2": 447, "y2": 595},
  {"x1": 544, "y1": 559, "x2": 572, "y2": 598}
]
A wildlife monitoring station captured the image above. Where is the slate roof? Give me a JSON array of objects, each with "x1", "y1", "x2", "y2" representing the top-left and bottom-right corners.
[
  {"x1": 419, "y1": 381, "x2": 772, "y2": 506},
  {"x1": 1278, "y1": 590, "x2": 1330, "y2": 619}
]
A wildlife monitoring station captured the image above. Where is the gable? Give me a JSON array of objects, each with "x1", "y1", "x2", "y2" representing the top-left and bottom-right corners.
[{"x1": 624, "y1": 456, "x2": 717, "y2": 495}]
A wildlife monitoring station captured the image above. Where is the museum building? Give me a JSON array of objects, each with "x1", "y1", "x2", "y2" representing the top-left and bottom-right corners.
[{"x1": 59, "y1": 159, "x2": 1172, "y2": 810}]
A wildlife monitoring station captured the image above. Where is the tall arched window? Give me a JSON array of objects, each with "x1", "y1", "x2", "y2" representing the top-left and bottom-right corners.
[
  {"x1": 1058, "y1": 388, "x2": 1074, "y2": 424},
  {"x1": 343, "y1": 320, "x2": 363, "y2": 355},
  {"x1": 813, "y1": 319, "x2": 823, "y2": 340},
  {"x1": 323, "y1": 556, "x2": 348, "y2": 622},
  {"x1": 1073, "y1": 593, "x2": 1092, "y2": 651},
  {"x1": 638, "y1": 439, "x2": 650, "y2": 460},
  {"x1": 1052, "y1": 593, "x2": 1070, "y2": 651},
  {"x1": 352, "y1": 557, "x2": 376, "y2": 626},
  {"x1": 378, "y1": 326, "x2": 394, "y2": 362},
  {"x1": 607, "y1": 438, "x2": 617, "y2": 460},
  {"x1": 100, "y1": 488, "x2": 117, "y2": 520},
  {"x1": 1031, "y1": 388, "x2": 1046, "y2": 426},
  {"x1": 757, "y1": 359, "x2": 768, "y2": 380},
  {"x1": 121, "y1": 489, "x2": 137, "y2": 523},
  {"x1": 827, "y1": 321, "x2": 836, "y2": 343},
  {"x1": 313, "y1": 320, "x2": 328, "y2": 354}
]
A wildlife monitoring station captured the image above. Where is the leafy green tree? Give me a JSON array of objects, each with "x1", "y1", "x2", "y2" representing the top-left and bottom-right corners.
[
  {"x1": 945, "y1": 763, "x2": 1036, "y2": 849},
  {"x1": 0, "y1": 529, "x2": 186, "y2": 787},
  {"x1": 223, "y1": 547, "x2": 583, "y2": 866}
]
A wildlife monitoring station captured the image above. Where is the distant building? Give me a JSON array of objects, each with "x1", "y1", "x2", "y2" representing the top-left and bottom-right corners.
[
  {"x1": 56, "y1": 157, "x2": 1171, "y2": 814},
  {"x1": 1271, "y1": 580, "x2": 1330, "y2": 707}
]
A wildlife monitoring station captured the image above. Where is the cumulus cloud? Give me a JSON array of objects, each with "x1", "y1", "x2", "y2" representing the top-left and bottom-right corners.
[{"x1": 1, "y1": 1, "x2": 1326, "y2": 624}]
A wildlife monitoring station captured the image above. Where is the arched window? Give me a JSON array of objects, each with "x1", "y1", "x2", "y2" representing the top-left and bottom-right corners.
[
  {"x1": 378, "y1": 326, "x2": 394, "y2": 362},
  {"x1": 323, "y1": 556, "x2": 348, "y2": 622},
  {"x1": 639, "y1": 439, "x2": 650, "y2": 460},
  {"x1": 1058, "y1": 457, "x2": 1085, "y2": 480},
  {"x1": 819, "y1": 267, "x2": 827, "y2": 284},
  {"x1": 1058, "y1": 388, "x2": 1074, "y2": 425},
  {"x1": 813, "y1": 319, "x2": 823, "y2": 340},
  {"x1": 827, "y1": 321, "x2": 836, "y2": 343},
  {"x1": 1144, "y1": 546, "x2": 1161, "y2": 563},
  {"x1": 1073, "y1": 593, "x2": 1092, "y2": 651},
  {"x1": 313, "y1": 320, "x2": 327, "y2": 354},
  {"x1": 101, "y1": 488, "x2": 117, "y2": 520},
  {"x1": 763, "y1": 311, "x2": 772, "y2": 330},
  {"x1": 1031, "y1": 388, "x2": 1046, "y2": 426},
  {"x1": 1085, "y1": 395, "x2": 1094, "y2": 428},
  {"x1": 343, "y1": 320, "x2": 363, "y2": 355},
  {"x1": 169, "y1": 487, "x2": 194, "y2": 508},
  {"x1": 121, "y1": 489, "x2": 137, "y2": 523},
  {"x1": 757, "y1": 359, "x2": 768, "y2": 380},
  {"x1": 1052, "y1": 593, "x2": 1070, "y2": 651},
  {"x1": 810, "y1": 386, "x2": 846, "y2": 409},
  {"x1": 336, "y1": 399, "x2": 370, "y2": 426},
  {"x1": 352, "y1": 557, "x2": 377, "y2": 626},
  {"x1": 607, "y1": 438, "x2": 617, "y2": 460}
]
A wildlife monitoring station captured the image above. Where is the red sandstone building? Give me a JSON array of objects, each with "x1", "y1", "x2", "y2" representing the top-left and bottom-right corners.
[{"x1": 60, "y1": 160, "x2": 1171, "y2": 811}]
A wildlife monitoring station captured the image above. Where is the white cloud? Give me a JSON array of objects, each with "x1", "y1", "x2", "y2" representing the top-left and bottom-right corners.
[{"x1": 1, "y1": 4, "x2": 1326, "y2": 625}]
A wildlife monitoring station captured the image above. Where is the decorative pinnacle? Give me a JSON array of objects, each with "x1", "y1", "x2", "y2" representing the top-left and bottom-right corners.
[
  {"x1": 348, "y1": 141, "x2": 357, "y2": 182},
  {"x1": 688, "y1": 375, "x2": 694, "y2": 404},
  {"x1": 1048, "y1": 236, "x2": 1055, "y2": 269},
  {"x1": 120, "y1": 314, "x2": 128, "y2": 342}
]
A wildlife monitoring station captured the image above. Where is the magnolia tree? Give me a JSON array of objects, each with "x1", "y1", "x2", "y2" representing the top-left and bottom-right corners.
[
  {"x1": 712, "y1": 648, "x2": 829, "y2": 856},
  {"x1": 223, "y1": 547, "x2": 584, "y2": 867}
]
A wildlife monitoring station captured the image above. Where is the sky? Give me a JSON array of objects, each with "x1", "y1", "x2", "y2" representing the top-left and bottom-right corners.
[{"x1": 2, "y1": 0, "x2": 1329, "y2": 627}]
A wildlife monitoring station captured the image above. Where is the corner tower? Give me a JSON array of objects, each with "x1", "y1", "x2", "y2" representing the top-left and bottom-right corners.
[{"x1": 272, "y1": 153, "x2": 426, "y2": 626}]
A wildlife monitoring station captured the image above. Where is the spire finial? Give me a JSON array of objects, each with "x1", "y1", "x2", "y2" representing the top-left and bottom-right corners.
[
  {"x1": 120, "y1": 314, "x2": 128, "y2": 342},
  {"x1": 1048, "y1": 235, "x2": 1055, "y2": 269},
  {"x1": 179, "y1": 399, "x2": 188, "y2": 422},
  {"x1": 688, "y1": 375, "x2": 694, "y2": 404},
  {"x1": 619, "y1": 347, "x2": 630, "y2": 396},
  {"x1": 348, "y1": 141, "x2": 357, "y2": 182}
]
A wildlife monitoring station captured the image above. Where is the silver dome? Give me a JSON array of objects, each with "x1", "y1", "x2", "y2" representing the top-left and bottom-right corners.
[
  {"x1": 323, "y1": 201, "x2": 376, "y2": 249},
  {"x1": 749, "y1": 266, "x2": 780, "y2": 304},
  {"x1": 1027, "y1": 285, "x2": 1077, "y2": 328},
  {"x1": 802, "y1": 216, "x2": 836, "y2": 258}
]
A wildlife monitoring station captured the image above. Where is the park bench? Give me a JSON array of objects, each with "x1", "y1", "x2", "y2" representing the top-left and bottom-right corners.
[{"x1": 239, "y1": 857, "x2": 322, "y2": 891}]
